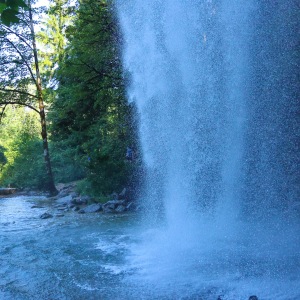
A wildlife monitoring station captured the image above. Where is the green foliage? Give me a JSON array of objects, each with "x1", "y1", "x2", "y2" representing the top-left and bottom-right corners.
[
  {"x1": 0, "y1": 145, "x2": 7, "y2": 168},
  {"x1": 0, "y1": 106, "x2": 48, "y2": 189},
  {"x1": 37, "y1": 0, "x2": 75, "y2": 90},
  {"x1": 50, "y1": 140, "x2": 85, "y2": 183},
  {"x1": 0, "y1": 0, "x2": 28, "y2": 26},
  {"x1": 0, "y1": 0, "x2": 139, "y2": 196},
  {"x1": 49, "y1": 0, "x2": 138, "y2": 195},
  {"x1": 0, "y1": 1, "x2": 58, "y2": 195}
]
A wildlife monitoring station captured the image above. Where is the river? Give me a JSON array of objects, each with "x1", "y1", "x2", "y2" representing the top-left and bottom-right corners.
[
  {"x1": 0, "y1": 195, "x2": 141, "y2": 300},
  {"x1": 1, "y1": 195, "x2": 300, "y2": 300}
]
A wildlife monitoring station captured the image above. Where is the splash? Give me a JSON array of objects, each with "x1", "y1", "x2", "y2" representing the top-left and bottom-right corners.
[{"x1": 117, "y1": 1, "x2": 300, "y2": 298}]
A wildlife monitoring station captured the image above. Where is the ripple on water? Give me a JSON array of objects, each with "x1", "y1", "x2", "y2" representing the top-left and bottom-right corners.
[{"x1": 1, "y1": 196, "x2": 300, "y2": 299}]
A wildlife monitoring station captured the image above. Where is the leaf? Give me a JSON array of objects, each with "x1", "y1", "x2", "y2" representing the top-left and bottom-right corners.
[
  {"x1": 7, "y1": 0, "x2": 27, "y2": 10},
  {"x1": 0, "y1": 3, "x2": 6, "y2": 14},
  {"x1": 1, "y1": 8, "x2": 19, "y2": 26}
]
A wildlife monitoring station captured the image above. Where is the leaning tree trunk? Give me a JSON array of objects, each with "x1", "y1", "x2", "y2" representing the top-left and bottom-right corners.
[{"x1": 28, "y1": 3, "x2": 58, "y2": 196}]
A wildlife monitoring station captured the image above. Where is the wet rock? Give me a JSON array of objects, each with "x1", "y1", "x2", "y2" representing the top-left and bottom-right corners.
[
  {"x1": 249, "y1": 296, "x2": 258, "y2": 300},
  {"x1": 55, "y1": 213, "x2": 64, "y2": 217},
  {"x1": 57, "y1": 206, "x2": 66, "y2": 211},
  {"x1": 102, "y1": 200, "x2": 127, "y2": 213},
  {"x1": 78, "y1": 203, "x2": 102, "y2": 214},
  {"x1": 70, "y1": 192, "x2": 78, "y2": 198},
  {"x1": 31, "y1": 205, "x2": 44, "y2": 209},
  {"x1": 57, "y1": 190, "x2": 69, "y2": 198},
  {"x1": 102, "y1": 205, "x2": 115, "y2": 213},
  {"x1": 115, "y1": 205, "x2": 126, "y2": 213},
  {"x1": 72, "y1": 197, "x2": 86, "y2": 205},
  {"x1": 56, "y1": 195, "x2": 73, "y2": 205},
  {"x1": 40, "y1": 212, "x2": 53, "y2": 219},
  {"x1": 105, "y1": 200, "x2": 126, "y2": 207},
  {"x1": 72, "y1": 206, "x2": 80, "y2": 212},
  {"x1": 80, "y1": 195, "x2": 92, "y2": 204}
]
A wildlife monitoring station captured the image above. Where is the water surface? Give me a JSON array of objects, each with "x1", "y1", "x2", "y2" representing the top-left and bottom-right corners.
[{"x1": 1, "y1": 196, "x2": 300, "y2": 299}]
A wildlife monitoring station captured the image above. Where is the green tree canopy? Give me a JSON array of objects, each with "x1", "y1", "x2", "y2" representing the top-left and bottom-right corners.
[{"x1": 49, "y1": 0, "x2": 138, "y2": 195}]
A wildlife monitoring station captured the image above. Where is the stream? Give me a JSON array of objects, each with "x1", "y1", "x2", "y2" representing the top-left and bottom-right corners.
[{"x1": 1, "y1": 196, "x2": 300, "y2": 300}]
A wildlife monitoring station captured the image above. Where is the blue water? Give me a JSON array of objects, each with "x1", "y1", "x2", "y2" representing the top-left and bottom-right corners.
[{"x1": 1, "y1": 196, "x2": 299, "y2": 299}]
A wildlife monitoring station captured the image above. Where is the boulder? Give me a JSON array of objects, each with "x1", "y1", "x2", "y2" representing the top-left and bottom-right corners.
[
  {"x1": 78, "y1": 203, "x2": 102, "y2": 214},
  {"x1": 57, "y1": 190, "x2": 69, "y2": 198},
  {"x1": 69, "y1": 192, "x2": 78, "y2": 198},
  {"x1": 80, "y1": 195, "x2": 92, "y2": 204},
  {"x1": 249, "y1": 296, "x2": 258, "y2": 300},
  {"x1": 40, "y1": 212, "x2": 53, "y2": 219},
  {"x1": 102, "y1": 200, "x2": 127, "y2": 213},
  {"x1": 56, "y1": 195, "x2": 73, "y2": 205}
]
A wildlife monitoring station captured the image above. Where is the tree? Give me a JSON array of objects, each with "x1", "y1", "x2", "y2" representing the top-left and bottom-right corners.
[
  {"x1": 49, "y1": 0, "x2": 138, "y2": 195},
  {"x1": 0, "y1": 106, "x2": 47, "y2": 189},
  {"x1": 0, "y1": 145, "x2": 7, "y2": 172},
  {"x1": 37, "y1": 0, "x2": 74, "y2": 90},
  {"x1": 0, "y1": 0, "x2": 57, "y2": 195}
]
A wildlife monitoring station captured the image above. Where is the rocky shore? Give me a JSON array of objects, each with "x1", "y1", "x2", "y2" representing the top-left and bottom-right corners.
[
  {"x1": 30, "y1": 183, "x2": 140, "y2": 219},
  {"x1": 0, "y1": 188, "x2": 17, "y2": 195}
]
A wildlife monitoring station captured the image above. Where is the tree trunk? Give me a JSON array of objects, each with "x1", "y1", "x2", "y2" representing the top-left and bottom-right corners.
[{"x1": 28, "y1": 2, "x2": 58, "y2": 196}]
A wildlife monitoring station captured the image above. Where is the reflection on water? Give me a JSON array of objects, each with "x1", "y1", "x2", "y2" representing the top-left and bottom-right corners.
[{"x1": 1, "y1": 196, "x2": 300, "y2": 300}]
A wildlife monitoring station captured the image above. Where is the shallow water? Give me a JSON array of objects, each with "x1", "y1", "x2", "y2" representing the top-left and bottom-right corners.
[{"x1": 1, "y1": 196, "x2": 300, "y2": 300}]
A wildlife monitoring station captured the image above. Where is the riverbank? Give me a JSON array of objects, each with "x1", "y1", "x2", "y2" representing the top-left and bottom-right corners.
[
  {"x1": 0, "y1": 188, "x2": 17, "y2": 196},
  {"x1": 2, "y1": 182, "x2": 139, "y2": 220}
]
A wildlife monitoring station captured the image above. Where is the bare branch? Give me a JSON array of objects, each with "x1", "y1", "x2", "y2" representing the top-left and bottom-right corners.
[
  {"x1": 4, "y1": 38, "x2": 36, "y2": 85},
  {"x1": 0, "y1": 101, "x2": 39, "y2": 114},
  {"x1": 0, "y1": 88, "x2": 38, "y2": 99},
  {"x1": 2, "y1": 25, "x2": 34, "y2": 50}
]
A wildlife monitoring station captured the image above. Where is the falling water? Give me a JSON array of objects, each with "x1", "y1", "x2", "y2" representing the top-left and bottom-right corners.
[{"x1": 117, "y1": 1, "x2": 300, "y2": 299}]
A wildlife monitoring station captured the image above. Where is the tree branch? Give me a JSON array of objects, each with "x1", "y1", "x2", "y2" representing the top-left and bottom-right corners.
[
  {"x1": 2, "y1": 25, "x2": 34, "y2": 50},
  {"x1": 4, "y1": 38, "x2": 36, "y2": 84},
  {"x1": 0, "y1": 104, "x2": 7, "y2": 124},
  {"x1": 0, "y1": 88, "x2": 38, "y2": 99},
  {"x1": 0, "y1": 101, "x2": 40, "y2": 114}
]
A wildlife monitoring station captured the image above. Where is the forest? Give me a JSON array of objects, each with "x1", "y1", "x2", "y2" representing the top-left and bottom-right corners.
[{"x1": 0, "y1": 0, "x2": 138, "y2": 198}]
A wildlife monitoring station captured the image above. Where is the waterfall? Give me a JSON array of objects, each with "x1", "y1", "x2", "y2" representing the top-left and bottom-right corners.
[
  {"x1": 118, "y1": 0, "x2": 299, "y2": 222},
  {"x1": 117, "y1": 1, "x2": 300, "y2": 298}
]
